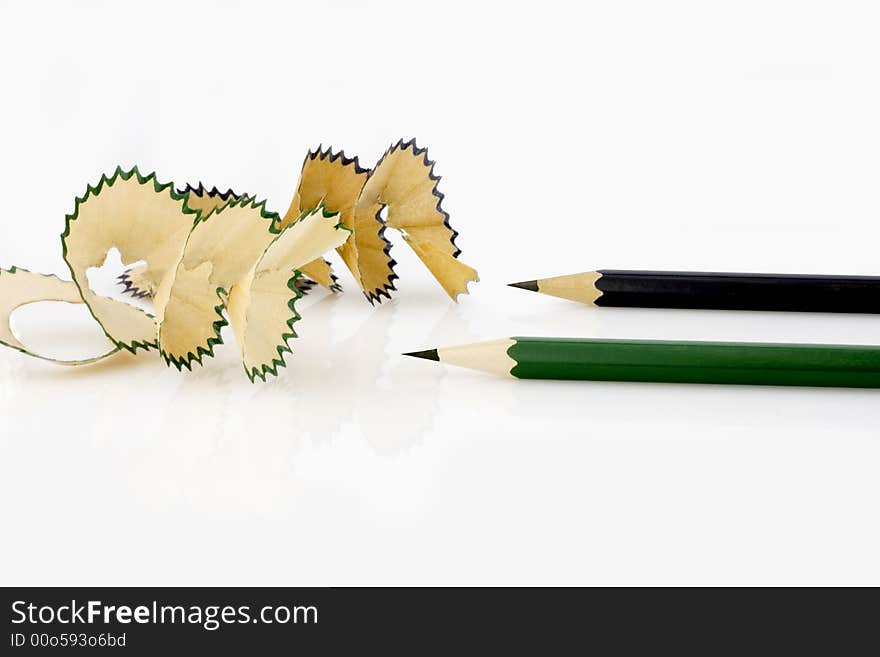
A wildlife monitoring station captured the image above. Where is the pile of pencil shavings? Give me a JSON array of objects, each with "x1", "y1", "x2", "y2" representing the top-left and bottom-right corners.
[{"x1": 0, "y1": 140, "x2": 479, "y2": 381}]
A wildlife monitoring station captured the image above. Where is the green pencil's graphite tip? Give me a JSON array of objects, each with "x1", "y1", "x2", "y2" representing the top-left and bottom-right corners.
[
  {"x1": 508, "y1": 280, "x2": 539, "y2": 292},
  {"x1": 403, "y1": 349, "x2": 440, "y2": 361}
]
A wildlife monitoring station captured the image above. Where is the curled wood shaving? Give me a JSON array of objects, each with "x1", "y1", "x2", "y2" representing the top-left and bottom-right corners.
[{"x1": 0, "y1": 140, "x2": 478, "y2": 380}]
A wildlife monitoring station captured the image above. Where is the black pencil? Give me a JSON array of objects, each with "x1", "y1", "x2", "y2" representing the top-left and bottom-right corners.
[{"x1": 509, "y1": 271, "x2": 880, "y2": 313}]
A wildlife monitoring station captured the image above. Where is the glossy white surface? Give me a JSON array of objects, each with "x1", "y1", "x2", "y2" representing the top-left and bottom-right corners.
[{"x1": 2, "y1": 1, "x2": 880, "y2": 586}]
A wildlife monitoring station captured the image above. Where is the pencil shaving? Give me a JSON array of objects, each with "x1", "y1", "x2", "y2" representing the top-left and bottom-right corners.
[
  {"x1": 287, "y1": 140, "x2": 479, "y2": 302},
  {"x1": 118, "y1": 265, "x2": 153, "y2": 299},
  {"x1": 284, "y1": 147, "x2": 369, "y2": 291},
  {"x1": 0, "y1": 140, "x2": 478, "y2": 380},
  {"x1": 0, "y1": 267, "x2": 121, "y2": 365},
  {"x1": 353, "y1": 139, "x2": 478, "y2": 302}
]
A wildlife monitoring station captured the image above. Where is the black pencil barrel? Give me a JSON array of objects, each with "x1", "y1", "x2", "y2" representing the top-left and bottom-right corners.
[{"x1": 594, "y1": 270, "x2": 880, "y2": 313}]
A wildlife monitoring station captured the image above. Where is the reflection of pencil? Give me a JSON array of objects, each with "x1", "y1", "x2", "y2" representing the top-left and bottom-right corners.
[
  {"x1": 509, "y1": 271, "x2": 880, "y2": 313},
  {"x1": 404, "y1": 337, "x2": 880, "y2": 387}
]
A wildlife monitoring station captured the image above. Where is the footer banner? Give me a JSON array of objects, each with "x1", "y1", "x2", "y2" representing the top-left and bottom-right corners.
[{"x1": 1, "y1": 587, "x2": 873, "y2": 653}]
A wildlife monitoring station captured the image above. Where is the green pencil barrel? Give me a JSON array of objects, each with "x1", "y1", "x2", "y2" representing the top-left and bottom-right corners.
[{"x1": 508, "y1": 337, "x2": 880, "y2": 387}]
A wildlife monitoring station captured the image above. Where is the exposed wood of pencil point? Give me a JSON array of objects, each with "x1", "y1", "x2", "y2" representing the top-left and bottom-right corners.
[{"x1": 509, "y1": 272, "x2": 604, "y2": 304}]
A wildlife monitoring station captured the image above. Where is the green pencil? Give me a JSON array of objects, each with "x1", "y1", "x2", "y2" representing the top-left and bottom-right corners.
[{"x1": 404, "y1": 337, "x2": 880, "y2": 388}]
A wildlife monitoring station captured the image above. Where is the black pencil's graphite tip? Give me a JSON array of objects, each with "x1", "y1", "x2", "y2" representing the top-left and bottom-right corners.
[
  {"x1": 403, "y1": 349, "x2": 440, "y2": 361},
  {"x1": 508, "y1": 280, "x2": 539, "y2": 292}
]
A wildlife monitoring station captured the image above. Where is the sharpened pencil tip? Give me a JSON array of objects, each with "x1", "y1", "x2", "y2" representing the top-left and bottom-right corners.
[
  {"x1": 403, "y1": 349, "x2": 440, "y2": 362},
  {"x1": 508, "y1": 280, "x2": 539, "y2": 292}
]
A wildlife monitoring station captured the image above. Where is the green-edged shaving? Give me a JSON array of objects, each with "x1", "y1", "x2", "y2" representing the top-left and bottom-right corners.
[{"x1": 0, "y1": 140, "x2": 478, "y2": 381}]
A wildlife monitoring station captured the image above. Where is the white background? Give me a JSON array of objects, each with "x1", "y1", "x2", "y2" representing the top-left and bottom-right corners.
[{"x1": 1, "y1": 0, "x2": 879, "y2": 586}]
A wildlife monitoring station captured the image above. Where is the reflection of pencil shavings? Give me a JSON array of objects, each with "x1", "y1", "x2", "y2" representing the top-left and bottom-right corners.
[{"x1": 0, "y1": 140, "x2": 478, "y2": 380}]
